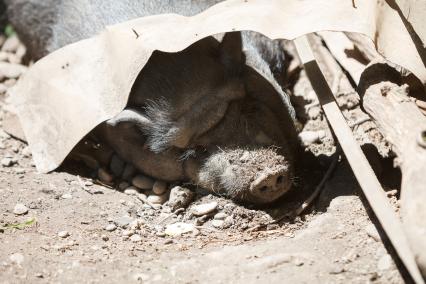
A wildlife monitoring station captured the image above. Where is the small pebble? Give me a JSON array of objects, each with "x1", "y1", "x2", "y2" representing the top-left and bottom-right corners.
[
  {"x1": 211, "y1": 219, "x2": 224, "y2": 228},
  {"x1": 61, "y1": 193, "x2": 72, "y2": 199},
  {"x1": 101, "y1": 234, "x2": 109, "y2": 241},
  {"x1": 14, "y1": 168, "x2": 25, "y2": 174},
  {"x1": 105, "y1": 224, "x2": 117, "y2": 232},
  {"x1": 13, "y1": 203, "x2": 28, "y2": 215},
  {"x1": 167, "y1": 186, "x2": 195, "y2": 211},
  {"x1": 222, "y1": 216, "x2": 234, "y2": 229},
  {"x1": 114, "y1": 215, "x2": 134, "y2": 228},
  {"x1": 191, "y1": 201, "x2": 218, "y2": 216},
  {"x1": 1, "y1": 157, "x2": 14, "y2": 167},
  {"x1": 214, "y1": 212, "x2": 228, "y2": 220},
  {"x1": 132, "y1": 175, "x2": 154, "y2": 190},
  {"x1": 2, "y1": 35, "x2": 20, "y2": 53},
  {"x1": 377, "y1": 254, "x2": 393, "y2": 271},
  {"x1": 0, "y1": 62, "x2": 27, "y2": 78},
  {"x1": 98, "y1": 168, "x2": 113, "y2": 183},
  {"x1": 165, "y1": 222, "x2": 195, "y2": 237},
  {"x1": 58, "y1": 231, "x2": 70, "y2": 238},
  {"x1": 298, "y1": 130, "x2": 326, "y2": 146},
  {"x1": 147, "y1": 193, "x2": 168, "y2": 205},
  {"x1": 122, "y1": 230, "x2": 134, "y2": 237},
  {"x1": 130, "y1": 234, "x2": 142, "y2": 242},
  {"x1": 9, "y1": 253, "x2": 24, "y2": 265},
  {"x1": 365, "y1": 224, "x2": 380, "y2": 242},
  {"x1": 152, "y1": 180, "x2": 167, "y2": 195},
  {"x1": 124, "y1": 187, "x2": 139, "y2": 196},
  {"x1": 164, "y1": 239, "x2": 173, "y2": 244}
]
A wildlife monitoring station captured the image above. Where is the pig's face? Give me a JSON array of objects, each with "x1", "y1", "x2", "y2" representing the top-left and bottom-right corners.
[{"x1": 197, "y1": 147, "x2": 293, "y2": 204}]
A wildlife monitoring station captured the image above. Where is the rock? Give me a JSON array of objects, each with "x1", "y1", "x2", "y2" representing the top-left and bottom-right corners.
[
  {"x1": 16, "y1": 45, "x2": 26, "y2": 59},
  {"x1": 130, "y1": 219, "x2": 143, "y2": 230},
  {"x1": 167, "y1": 186, "x2": 195, "y2": 211},
  {"x1": 211, "y1": 219, "x2": 224, "y2": 228},
  {"x1": 365, "y1": 224, "x2": 380, "y2": 242},
  {"x1": 3, "y1": 79, "x2": 16, "y2": 88},
  {"x1": 7, "y1": 53, "x2": 21, "y2": 64},
  {"x1": 2, "y1": 35, "x2": 20, "y2": 52},
  {"x1": 0, "y1": 83, "x2": 7, "y2": 94},
  {"x1": 13, "y1": 203, "x2": 28, "y2": 215},
  {"x1": 191, "y1": 201, "x2": 218, "y2": 216},
  {"x1": 222, "y1": 216, "x2": 234, "y2": 229},
  {"x1": 114, "y1": 215, "x2": 134, "y2": 228},
  {"x1": 118, "y1": 181, "x2": 130, "y2": 191},
  {"x1": 329, "y1": 265, "x2": 346, "y2": 274},
  {"x1": 298, "y1": 130, "x2": 326, "y2": 146},
  {"x1": 377, "y1": 254, "x2": 393, "y2": 271},
  {"x1": 214, "y1": 212, "x2": 228, "y2": 220},
  {"x1": 147, "y1": 193, "x2": 168, "y2": 205},
  {"x1": 130, "y1": 234, "x2": 142, "y2": 242},
  {"x1": 122, "y1": 230, "x2": 134, "y2": 237},
  {"x1": 110, "y1": 154, "x2": 125, "y2": 177},
  {"x1": 1, "y1": 157, "x2": 14, "y2": 167},
  {"x1": 152, "y1": 180, "x2": 167, "y2": 195},
  {"x1": 58, "y1": 231, "x2": 70, "y2": 238},
  {"x1": 124, "y1": 187, "x2": 139, "y2": 196},
  {"x1": 104, "y1": 224, "x2": 117, "y2": 232},
  {"x1": 101, "y1": 234, "x2": 109, "y2": 241},
  {"x1": 132, "y1": 175, "x2": 154, "y2": 190},
  {"x1": 165, "y1": 222, "x2": 195, "y2": 237},
  {"x1": 9, "y1": 253, "x2": 24, "y2": 265},
  {"x1": 22, "y1": 147, "x2": 32, "y2": 157},
  {"x1": 61, "y1": 193, "x2": 72, "y2": 199},
  {"x1": 122, "y1": 163, "x2": 136, "y2": 181},
  {"x1": 223, "y1": 203, "x2": 236, "y2": 213},
  {"x1": 14, "y1": 168, "x2": 25, "y2": 174},
  {"x1": 97, "y1": 168, "x2": 113, "y2": 183},
  {"x1": 0, "y1": 62, "x2": 27, "y2": 78}
]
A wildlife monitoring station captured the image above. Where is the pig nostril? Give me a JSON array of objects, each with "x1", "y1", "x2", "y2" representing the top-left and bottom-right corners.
[
  {"x1": 277, "y1": 175, "x2": 285, "y2": 185},
  {"x1": 259, "y1": 186, "x2": 268, "y2": 192}
]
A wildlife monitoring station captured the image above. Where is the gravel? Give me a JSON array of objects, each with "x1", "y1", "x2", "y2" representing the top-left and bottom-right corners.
[
  {"x1": 191, "y1": 201, "x2": 218, "y2": 216},
  {"x1": 167, "y1": 186, "x2": 194, "y2": 211},
  {"x1": 13, "y1": 203, "x2": 28, "y2": 215}
]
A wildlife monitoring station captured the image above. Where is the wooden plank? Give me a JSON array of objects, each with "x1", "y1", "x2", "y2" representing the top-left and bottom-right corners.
[{"x1": 294, "y1": 35, "x2": 425, "y2": 284}]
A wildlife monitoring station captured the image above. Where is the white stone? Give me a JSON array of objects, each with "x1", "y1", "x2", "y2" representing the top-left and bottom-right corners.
[
  {"x1": 365, "y1": 224, "x2": 380, "y2": 242},
  {"x1": 13, "y1": 203, "x2": 28, "y2": 215},
  {"x1": 61, "y1": 193, "x2": 72, "y2": 199},
  {"x1": 298, "y1": 130, "x2": 326, "y2": 146},
  {"x1": 58, "y1": 231, "x2": 70, "y2": 238},
  {"x1": 2, "y1": 36, "x2": 19, "y2": 52},
  {"x1": 377, "y1": 254, "x2": 393, "y2": 271},
  {"x1": 211, "y1": 219, "x2": 224, "y2": 228},
  {"x1": 104, "y1": 224, "x2": 117, "y2": 232},
  {"x1": 214, "y1": 212, "x2": 228, "y2": 220},
  {"x1": 9, "y1": 253, "x2": 24, "y2": 265},
  {"x1": 0, "y1": 62, "x2": 27, "y2": 78},
  {"x1": 124, "y1": 187, "x2": 139, "y2": 196},
  {"x1": 147, "y1": 193, "x2": 168, "y2": 205},
  {"x1": 1, "y1": 157, "x2": 13, "y2": 167},
  {"x1": 191, "y1": 201, "x2": 218, "y2": 216},
  {"x1": 165, "y1": 222, "x2": 195, "y2": 237},
  {"x1": 130, "y1": 234, "x2": 142, "y2": 242}
]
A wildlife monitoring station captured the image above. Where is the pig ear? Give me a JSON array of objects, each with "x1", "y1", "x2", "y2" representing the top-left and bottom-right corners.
[{"x1": 219, "y1": 31, "x2": 244, "y2": 70}]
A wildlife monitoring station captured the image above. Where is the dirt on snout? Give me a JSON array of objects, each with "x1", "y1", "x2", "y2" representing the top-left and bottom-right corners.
[{"x1": 0, "y1": 33, "x2": 404, "y2": 283}]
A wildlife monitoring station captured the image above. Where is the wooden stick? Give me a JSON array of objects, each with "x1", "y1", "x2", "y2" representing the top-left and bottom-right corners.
[{"x1": 294, "y1": 35, "x2": 424, "y2": 284}]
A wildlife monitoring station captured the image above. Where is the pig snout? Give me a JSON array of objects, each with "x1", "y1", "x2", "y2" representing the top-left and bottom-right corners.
[
  {"x1": 249, "y1": 166, "x2": 292, "y2": 203},
  {"x1": 197, "y1": 147, "x2": 294, "y2": 204}
]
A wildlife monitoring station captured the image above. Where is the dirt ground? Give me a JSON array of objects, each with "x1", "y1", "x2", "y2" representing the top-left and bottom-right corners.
[{"x1": 0, "y1": 32, "x2": 406, "y2": 283}]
